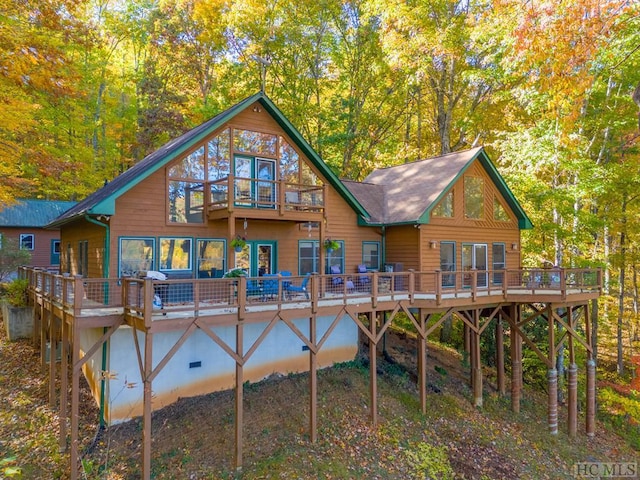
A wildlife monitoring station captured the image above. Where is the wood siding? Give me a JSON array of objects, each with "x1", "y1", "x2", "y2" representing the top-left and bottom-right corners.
[{"x1": 0, "y1": 227, "x2": 61, "y2": 268}]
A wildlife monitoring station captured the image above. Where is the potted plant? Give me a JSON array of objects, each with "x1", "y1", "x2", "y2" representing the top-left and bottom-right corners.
[
  {"x1": 323, "y1": 238, "x2": 339, "y2": 253},
  {"x1": 223, "y1": 268, "x2": 247, "y2": 278},
  {"x1": 231, "y1": 235, "x2": 247, "y2": 252},
  {"x1": 1, "y1": 278, "x2": 34, "y2": 341}
]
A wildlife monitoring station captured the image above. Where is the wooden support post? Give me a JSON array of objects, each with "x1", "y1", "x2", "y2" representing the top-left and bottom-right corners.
[
  {"x1": 568, "y1": 363, "x2": 578, "y2": 438},
  {"x1": 235, "y1": 324, "x2": 244, "y2": 470},
  {"x1": 369, "y1": 311, "x2": 378, "y2": 426},
  {"x1": 309, "y1": 314, "x2": 317, "y2": 443},
  {"x1": 510, "y1": 306, "x2": 521, "y2": 413},
  {"x1": 547, "y1": 368, "x2": 558, "y2": 434},
  {"x1": 472, "y1": 310, "x2": 483, "y2": 407},
  {"x1": 586, "y1": 359, "x2": 596, "y2": 437},
  {"x1": 496, "y1": 316, "x2": 505, "y2": 396},
  {"x1": 49, "y1": 315, "x2": 57, "y2": 407},
  {"x1": 59, "y1": 315, "x2": 69, "y2": 453},
  {"x1": 69, "y1": 322, "x2": 80, "y2": 480},
  {"x1": 548, "y1": 306, "x2": 558, "y2": 434},
  {"x1": 142, "y1": 331, "x2": 153, "y2": 480},
  {"x1": 418, "y1": 310, "x2": 427, "y2": 415}
]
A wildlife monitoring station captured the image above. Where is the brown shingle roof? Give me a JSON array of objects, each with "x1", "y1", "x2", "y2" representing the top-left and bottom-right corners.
[{"x1": 352, "y1": 147, "x2": 483, "y2": 224}]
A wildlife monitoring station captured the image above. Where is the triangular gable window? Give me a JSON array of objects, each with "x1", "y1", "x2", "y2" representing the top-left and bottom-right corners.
[
  {"x1": 493, "y1": 196, "x2": 510, "y2": 222},
  {"x1": 432, "y1": 191, "x2": 454, "y2": 218}
]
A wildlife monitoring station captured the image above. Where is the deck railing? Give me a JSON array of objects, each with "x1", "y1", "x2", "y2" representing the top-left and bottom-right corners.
[
  {"x1": 208, "y1": 177, "x2": 324, "y2": 213},
  {"x1": 22, "y1": 267, "x2": 601, "y2": 324}
]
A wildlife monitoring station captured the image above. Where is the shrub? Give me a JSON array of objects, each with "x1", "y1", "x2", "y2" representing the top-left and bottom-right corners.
[{"x1": 3, "y1": 278, "x2": 29, "y2": 307}]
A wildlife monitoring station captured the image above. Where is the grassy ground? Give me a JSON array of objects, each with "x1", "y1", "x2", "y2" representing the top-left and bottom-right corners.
[{"x1": 0, "y1": 321, "x2": 637, "y2": 480}]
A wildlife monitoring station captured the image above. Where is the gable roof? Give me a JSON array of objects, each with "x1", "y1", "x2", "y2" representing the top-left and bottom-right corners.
[
  {"x1": 346, "y1": 147, "x2": 532, "y2": 229},
  {"x1": 48, "y1": 92, "x2": 369, "y2": 228},
  {"x1": 0, "y1": 199, "x2": 77, "y2": 228}
]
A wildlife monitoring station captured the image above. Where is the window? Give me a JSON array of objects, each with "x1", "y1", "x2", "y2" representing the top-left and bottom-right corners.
[
  {"x1": 298, "y1": 240, "x2": 320, "y2": 275},
  {"x1": 440, "y1": 242, "x2": 456, "y2": 287},
  {"x1": 196, "y1": 239, "x2": 226, "y2": 278},
  {"x1": 492, "y1": 243, "x2": 506, "y2": 285},
  {"x1": 208, "y1": 129, "x2": 231, "y2": 180},
  {"x1": 432, "y1": 191, "x2": 453, "y2": 218},
  {"x1": 234, "y1": 129, "x2": 277, "y2": 156},
  {"x1": 119, "y1": 238, "x2": 155, "y2": 277},
  {"x1": 464, "y1": 176, "x2": 484, "y2": 219},
  {"x1": 20, "y1": 234, "x2": 34, "y2": 250},
  {"x1": 297, "y1": 240, "x2": 344, "y2": 275},
  {"x1": 362, "y1": 242, "x2": 380, "y2": 270},
  {"x1": 160, "y1": 237, "x2": 192, "y2": 271},
  {"x1": 493, "y1": 196, "x2": 510, "y2": 222},
  {"x1": 168, "y1": 146, "x2": 205, "y2": 224},
  {"x1": 78, "y1": 240, "x2": 88, "y2": 276}
]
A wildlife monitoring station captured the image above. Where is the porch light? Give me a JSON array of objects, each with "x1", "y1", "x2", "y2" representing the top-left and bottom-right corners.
[
  {"x1": 512, "y1": 243, "x2": 518, "y2": 251},
  {"x1": 429, "y1": 240, "x2": 438, "y2": 249}
]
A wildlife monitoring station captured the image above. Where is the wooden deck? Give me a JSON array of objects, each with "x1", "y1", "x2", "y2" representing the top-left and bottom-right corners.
[{"x1": 25, "y1": 267, "x2": 601, "y2": 480}]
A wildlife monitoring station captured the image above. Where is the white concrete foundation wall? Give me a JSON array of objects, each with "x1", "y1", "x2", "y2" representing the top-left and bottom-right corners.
[{"x1": 98, "y1": 315, "x2": 357, "y2": 424}]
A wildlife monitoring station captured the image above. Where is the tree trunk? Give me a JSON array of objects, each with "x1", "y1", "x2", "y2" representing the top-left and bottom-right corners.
[{"x1": 617, "y1": 195, "x2": 628, "y2": 375}]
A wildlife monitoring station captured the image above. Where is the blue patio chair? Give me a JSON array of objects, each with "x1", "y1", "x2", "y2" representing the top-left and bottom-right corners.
[
  {"x1": 261, "y1": 274, "x2": 279, "y2": 300},
  {"x1": 246, "y1": 279, "x2": 262, "y2": 298},
  {"x1": 357, "y1": 264, "x2": 370, "y2": 289},
  {"x1": 279, "y1": 271, "x2": 292, "y2": 290},
  {"x1": 330, "y1": 264, "x2": 343, "y2": 288},
  {"x1": 285, "y1": 273, "x2": 310, "y2": 299}
]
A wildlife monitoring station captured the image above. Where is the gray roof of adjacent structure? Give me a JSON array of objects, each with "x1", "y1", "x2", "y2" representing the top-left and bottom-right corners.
[{"x1": 0, "y1": 199, "x2": 77, "y2": 227}]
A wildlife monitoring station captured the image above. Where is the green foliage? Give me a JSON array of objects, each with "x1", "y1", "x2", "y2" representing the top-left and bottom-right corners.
[
  {"x1": 403, "y1": 442, "x2": 454, "y2": 480},
  {"x1": 599, "y1": 386, "x2": 640, "y2": 449},
  {"x1": 2, "y1": 279, "x2": 29, "y2": 307},
  {"x1": 0, "y1": 239, "x2": 31, "y2": 283}
]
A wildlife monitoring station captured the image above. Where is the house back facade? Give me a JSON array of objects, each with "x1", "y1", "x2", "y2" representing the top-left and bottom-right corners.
[{"x1": 48, "y1": 93, "x2": 533, "y2": 423}]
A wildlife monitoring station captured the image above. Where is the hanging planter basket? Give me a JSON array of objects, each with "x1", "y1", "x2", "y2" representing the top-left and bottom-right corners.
[
  {"x1": 323, "y1": 238, "x2": 339, "y2": 253},
  {"x1": 231, "y1": 235, "x2": 247, "y2": 252}
]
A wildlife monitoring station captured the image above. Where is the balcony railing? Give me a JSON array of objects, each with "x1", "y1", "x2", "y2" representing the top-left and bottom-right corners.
[
  {"x1": 208, "y1": 177, "x2": 324, "y2": 214},
  {"x1": 23, "y1": 267, "x2": 601, "y2": 328}
]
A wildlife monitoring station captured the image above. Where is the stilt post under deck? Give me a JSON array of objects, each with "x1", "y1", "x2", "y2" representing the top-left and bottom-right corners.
[
  {"x1": 142, "y1": 330, "x2": 153, "y2": 480},
  {"x1": 418, "y1": 310, "x2": 427, "y2": 415},
  {"x1": 309, "y1": 314, "x2": 317, "y2": 442},
  {"x1": 496, "y1": 316, "x2": 505, "y2": 396},
  {"x1": 369, "y1": 311, "x2": 378, "y2": 426},
  {"x1": 472, "y1": 310, "x2": 483, "y2": 407},
  {"x1": 548, "y1": 306, "x2": 558, "y2": 435},
  {"x1": 59, "y1": 314, "x2": 69, "y2": 453},
  {"x1": 235, "y1": 323, "x2": 244, "y2": 469},
  {"x1": 69, "y1": 321, "x2": 80, "y2": 480},
  {"x1": 48, "y1": 311, "x2": 57, "y2": 407},
  {"x1": 510, "y1": 305, "x2": 522, "y2": 413},
  {"x1": 568, "y1": 363, "x2": 578, "y2": 437},
  {"x1": 586, "y1": 359, "x2": 596, "y2": 437},
  {"x1": 547, "y1": 368, "x2": 558, "y2": 434}
]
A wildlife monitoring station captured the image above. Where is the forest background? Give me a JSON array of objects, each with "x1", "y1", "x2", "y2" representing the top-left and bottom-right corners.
[{"x1": 1, "y1": 0, "x2": 640, "y2": 375}]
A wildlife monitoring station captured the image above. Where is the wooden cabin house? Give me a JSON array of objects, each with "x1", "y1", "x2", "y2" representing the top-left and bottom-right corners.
[
  {"x1": 0, "y1": 199, "x2": 76, "y2": 276},
  {"x1": 34, "y1": 93, "x2": 600, "y2": 479}
]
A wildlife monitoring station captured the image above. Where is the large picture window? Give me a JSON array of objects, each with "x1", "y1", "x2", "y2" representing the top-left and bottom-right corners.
[
  {"x1": 464, "y1": 176, "x2": 484, "y2": 219},
  {"x1": 160, "y1": 237, "x2": 192, "y2": 271},
  {"x1": 119, "y1": 238, "x2": 155, "y2": 277}
]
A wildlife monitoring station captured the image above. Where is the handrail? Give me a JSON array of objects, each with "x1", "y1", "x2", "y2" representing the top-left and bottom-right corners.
[{"x1": 22, "y1": 267, "x2": 602, "y2": 321}]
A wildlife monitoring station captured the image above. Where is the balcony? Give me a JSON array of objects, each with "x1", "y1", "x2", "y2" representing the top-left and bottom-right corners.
[
  {"x1": 207, "y1": 177, "x2": 325, "y2": 221},
  {"x1": 24, "y1": 267, "x2": 601, "y2": 332}
]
